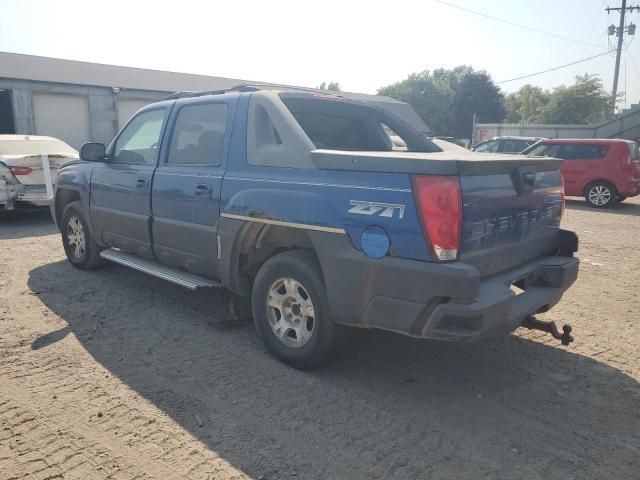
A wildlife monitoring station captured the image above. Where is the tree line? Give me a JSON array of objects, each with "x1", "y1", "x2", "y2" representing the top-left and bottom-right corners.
[{"x1": 372, "y1": 68, "x2": 615, "y2": 139}]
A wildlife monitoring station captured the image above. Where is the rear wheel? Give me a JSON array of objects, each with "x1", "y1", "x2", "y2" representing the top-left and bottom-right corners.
[
  {"x1": 252, "y1": 250, "x2": 341, "y2": 369},
  {"x1": 61, "y1": 201, "x2": 104, "y2": 270},
  {"x1": 584, "y1": 181, "x2": 617, "y2": 208}
]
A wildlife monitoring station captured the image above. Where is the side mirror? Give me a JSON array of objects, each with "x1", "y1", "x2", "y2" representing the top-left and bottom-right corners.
[{"x1": 80, "y1": 143, "x2": 107, "y2": 162}]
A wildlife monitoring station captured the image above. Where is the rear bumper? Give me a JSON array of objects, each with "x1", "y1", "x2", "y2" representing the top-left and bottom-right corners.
[
  {"x1": 416, "y1": 255, "x2": 578, "y2": 341},
  {"x1": 618, "y1": 178, "x2": 640, "y2": 197},
  {"x1": 16, "y1": 185, "x2": 51, "y2": 206},
  {"x1": 311, "y1": 229, "x2": 579, "y2": 342}
]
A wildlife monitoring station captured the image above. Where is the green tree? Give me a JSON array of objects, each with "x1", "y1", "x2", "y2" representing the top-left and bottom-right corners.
[
  {"x1": 536, "y1": 74, "x2": 614, "y2": 124},
  {"x1": 504, "y1": 75, "x2": 614, "y2": 124},
  {"x1": 378, "y1": 70, "x2": 452, "y2": 135},
  {"x1": 378, "y1": 66, "x2": 505, "y2": 137},
  {"x1": 451, "y1": 71, "x2": 506, "y2": 138},
  {"x1": 504, "y1": 85, "x2": 549, "y2": 123},
  {"x1": 317, "y1": 81, "x2": 341, "y2": 92}
]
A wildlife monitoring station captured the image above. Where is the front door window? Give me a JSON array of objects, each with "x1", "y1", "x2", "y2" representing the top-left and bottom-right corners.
[{"x1": 113, "y1": 109, "x2": 166, "y2": 164}]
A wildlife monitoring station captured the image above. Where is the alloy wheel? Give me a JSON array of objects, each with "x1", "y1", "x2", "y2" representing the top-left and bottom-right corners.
[
  {"x1": 266, "y1": 277, "x2": 316, "y2": 348},
  {"x1": 66, "y1": 216, "x2": 86, "y2": 259},
  {"x1": 588, "y1": 185, "x2": 612, "y2": 206}
]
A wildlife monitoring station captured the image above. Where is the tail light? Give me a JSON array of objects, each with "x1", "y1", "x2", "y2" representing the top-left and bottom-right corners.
[
  {"x1": 9, "y1": 166, "x2": 33, "y2": 176},
  {"x1": 560, "y1": 174, "x2": 566, "y2": 219},
  {"x1": 412, "y1": 175, "x2": 461, "y2": 261}
]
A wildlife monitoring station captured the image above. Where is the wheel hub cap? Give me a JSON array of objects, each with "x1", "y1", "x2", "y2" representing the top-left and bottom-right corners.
[
  {"x1": 588, "y1": 185, "x2": 611, "y2": 206},
  {"x1": 266, "y1": 277, "x2": 316, "y2": 348},
  {"x1": 67, "y1": 216, "x2": 86, "y2": 259}
]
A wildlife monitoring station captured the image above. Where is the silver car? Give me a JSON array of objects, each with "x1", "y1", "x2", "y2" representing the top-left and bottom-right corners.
[{"x1": 0, "y1": 135, "x2": 78, "y2": 211}]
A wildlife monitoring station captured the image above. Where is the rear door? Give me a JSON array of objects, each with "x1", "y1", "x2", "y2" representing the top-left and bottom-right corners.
[
  {"x1": 556, "y1": 143, "x2": 609, "y2": 194},
  {"x1": 90, "y1": 107, "x2": 168, "y2": 259},
  {"x1": 151, "y1": 99, "x2": 235, "y2": 279}
]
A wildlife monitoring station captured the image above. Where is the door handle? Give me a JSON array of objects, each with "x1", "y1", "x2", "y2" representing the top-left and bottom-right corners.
[
  {"x1": 194, "y1": 184, "x2": 213, "y2": 198},
  {"x1": 136, "y1": 178, "x2": 149, "y2": 189}
]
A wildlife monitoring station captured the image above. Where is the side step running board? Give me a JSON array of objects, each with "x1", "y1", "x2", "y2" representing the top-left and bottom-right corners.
[{"x1": 100, "y1": 249, "x2": 221, "y2": 290}]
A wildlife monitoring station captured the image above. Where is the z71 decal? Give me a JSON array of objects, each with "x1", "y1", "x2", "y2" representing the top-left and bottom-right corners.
[{"x1": 348, "y1": 200, "x2": 405, "y2": 219}]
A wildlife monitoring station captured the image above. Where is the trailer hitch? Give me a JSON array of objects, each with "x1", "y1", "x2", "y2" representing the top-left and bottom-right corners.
[{"x1": 522, "y1": 316, "x2": 574, "y2": 346}]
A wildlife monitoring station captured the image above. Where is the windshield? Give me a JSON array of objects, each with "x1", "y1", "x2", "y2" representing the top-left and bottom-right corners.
[
  {"x1": 474, "y1": 140, "x2": 499, "y2": 153},
  {"x1": 0, "y1": 136, "x2": 78, "y2": 156}
]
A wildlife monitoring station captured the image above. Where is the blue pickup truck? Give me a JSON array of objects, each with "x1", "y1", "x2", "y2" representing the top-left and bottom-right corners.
[{"x1": 52, "y1": 84, "x2": 579, "y2": 369}]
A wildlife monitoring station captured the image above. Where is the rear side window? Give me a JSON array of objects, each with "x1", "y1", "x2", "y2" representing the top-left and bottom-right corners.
[
  {"x1": 381, "y1": 123, "x2": 407, "y2": 151},
  {"x1": 629, "y1": 142, "x2": 640, "y2": 160},
  {"x1": 167, "y1": 103, "x2": 227, "y2": 166},
  {"x1": 500, "y1": 139, "x2": 531, "y2": 153},
  {"x1": 556, "y1": 144, "x2": 609, "y2": 160},
  {"x1": 528, "y1": 143, "x2": 608, "y2": 160},
  {"x1": 290, "y1": 111, "x2": 387, "y2": 151},
  {"x1": 280, "y1": 95, "x2": 440, "y2": 154},
  {"x1": 526, "y1": 144, "x2": 559, "y2": 157}
]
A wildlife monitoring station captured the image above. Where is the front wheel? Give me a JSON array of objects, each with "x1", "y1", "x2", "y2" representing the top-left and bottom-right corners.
[
  {"x1": 61, "y1": 201, "x2": 105, "y2": 270},
  {"x1": 584, "y1": 181, "x2": 617, "y2": 208},
  {"x1": 252, "y1": 250, "x2": 341, "y2": 369}
]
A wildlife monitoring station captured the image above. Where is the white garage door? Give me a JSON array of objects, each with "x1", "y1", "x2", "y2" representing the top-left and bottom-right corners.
[
  {"x1": 32, "y1": 93, "x2": 90, "y2": 149},
  {"x1": 117, "y1": 99, "x2": 153, "y2": 130}
]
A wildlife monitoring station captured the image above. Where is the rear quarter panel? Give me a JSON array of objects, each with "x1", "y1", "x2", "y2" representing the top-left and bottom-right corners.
[
  {"x1": 221, "y1": 167, "x2": 431, "y2": 261},
  {"x1": 221, "y1": 93, "x2": 430, "y2": 261}
]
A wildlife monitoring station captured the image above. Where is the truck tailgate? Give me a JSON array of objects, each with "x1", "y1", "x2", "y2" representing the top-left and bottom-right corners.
[
  {"x1": 311, "y1": 149, "x2": 564, "y2": 275},
  {"x1": 459, "y1": 170, "x2": 563, "y2": 277}
]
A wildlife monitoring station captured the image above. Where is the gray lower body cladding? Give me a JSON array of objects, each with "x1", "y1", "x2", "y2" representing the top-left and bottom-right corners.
[{"x1": 310, "y1": 230, "x2": 579, "y2": 341}]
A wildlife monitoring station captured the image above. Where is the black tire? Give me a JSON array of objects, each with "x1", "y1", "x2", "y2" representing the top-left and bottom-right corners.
[
  {"x1": 60, "y1": 201, "x2": 105, "y2": 270},
  {"x1": 584, "y1": 181, "x2": 617, "y2": 208},
  {"x1": 252, "y1": 250, "x2": 341, "y2": 369}
]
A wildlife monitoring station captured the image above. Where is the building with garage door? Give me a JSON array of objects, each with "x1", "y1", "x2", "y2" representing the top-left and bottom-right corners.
[
  {"x1": 0, "y1": 51, "x2": 246, "y2": 149},
  {"x1": 0, "y1": 51, "x2": 431, "y2": 149}
]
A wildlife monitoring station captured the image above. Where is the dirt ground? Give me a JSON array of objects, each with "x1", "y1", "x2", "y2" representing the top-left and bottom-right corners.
[{"x1": 1, "y1": 198, "x2": 639, "y2": 480}]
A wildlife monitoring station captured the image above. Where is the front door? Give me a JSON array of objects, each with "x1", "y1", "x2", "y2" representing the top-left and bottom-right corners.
[
  {"x1": 90, "y1": 107, "x2": 168, "y2": 259},
  {"x1": 151, "y1": 100, "x2": 234, "y2": 279}
]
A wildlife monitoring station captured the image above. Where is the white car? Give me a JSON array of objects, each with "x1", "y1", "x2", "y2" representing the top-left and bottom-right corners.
[
  {"x1": 0, "y1": 135, "x2": 78, "y2": 210},
  {"x1": 0, "y1": 161, "x2": 20, "y2": 211}
]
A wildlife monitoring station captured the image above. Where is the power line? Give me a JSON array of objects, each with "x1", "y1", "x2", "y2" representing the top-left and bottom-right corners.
[
  {"x1": 628, "y1": 48, "x2": 640, "y2": 85},
  {"x1": 584, "y1": 0, "x2": 608, "y2": 48},
  {"x1": 573, "y1": 0, "x2": 608, "y2": 76},
  {"x1": 606, "y1": 0, "x2": 640, "y2": 111},
  {"x1": 401, "y1": 50, "x2": 615, "y2": 99},
  {"x1": 495, "y1": 50, "x2": 615, "y2": 85},
  {"x1": 433, "y1": 0, "x2": 609, "y2": 49},
  {"x1": 410, "y1": 51, "x2": 611, "y2": 98}
]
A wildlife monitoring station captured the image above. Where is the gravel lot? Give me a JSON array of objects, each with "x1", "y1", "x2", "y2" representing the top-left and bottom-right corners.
[{"x1": 1, "y1": 198, "x2": 639, "y2": 480}]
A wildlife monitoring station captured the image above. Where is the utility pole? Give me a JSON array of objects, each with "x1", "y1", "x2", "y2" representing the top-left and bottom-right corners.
[{"x1": 607, "y1": 0, "x2": 639, "y2": 112}]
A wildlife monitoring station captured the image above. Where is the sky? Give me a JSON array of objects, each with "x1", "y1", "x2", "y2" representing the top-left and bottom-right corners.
[{"x1": 1, "y1": 0, "x2": 639, "y2": 108}]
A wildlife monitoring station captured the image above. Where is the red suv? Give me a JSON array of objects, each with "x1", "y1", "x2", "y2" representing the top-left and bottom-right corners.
[{"x1": 524, "y1": 138, "x2": 640, "y2": 208}]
